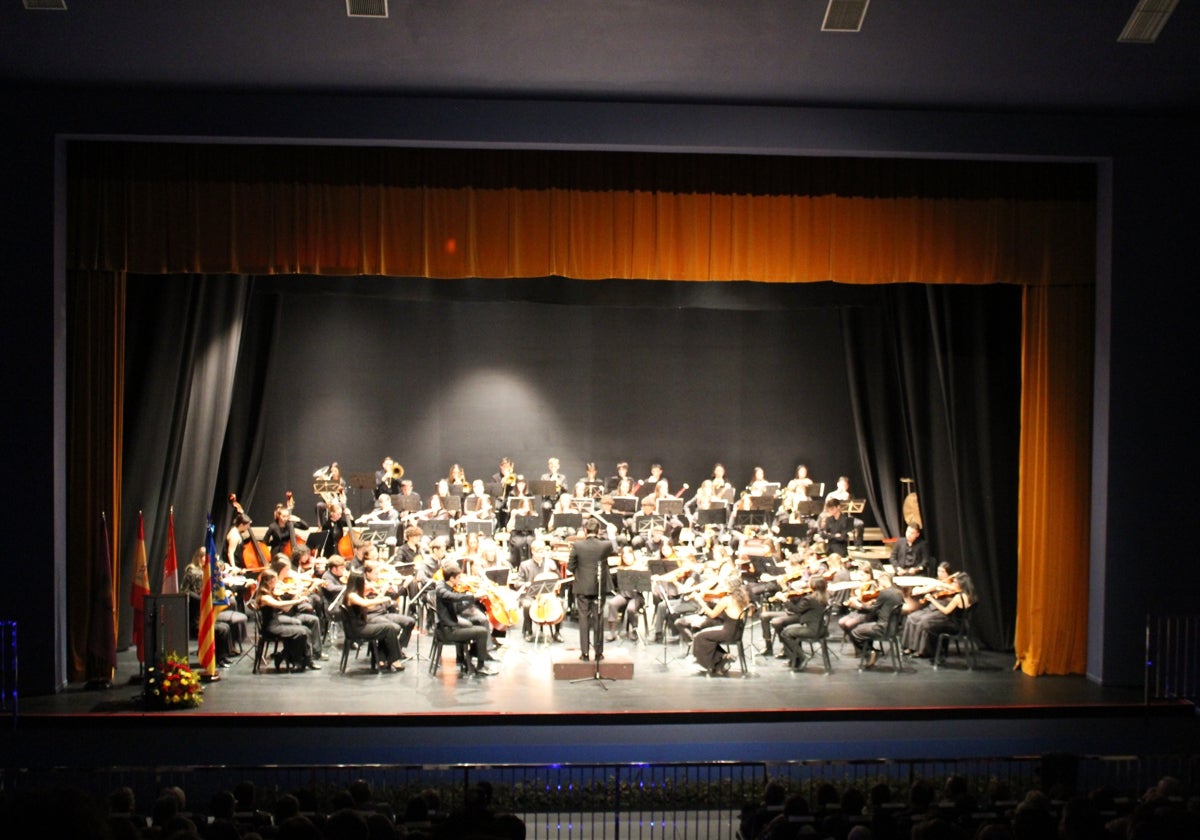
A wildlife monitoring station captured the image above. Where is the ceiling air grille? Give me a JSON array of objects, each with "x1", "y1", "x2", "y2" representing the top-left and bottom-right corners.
[
  {"x1": 23, "y1": 0, "x2": 67, "y2": 10},
  {"x1": 822, "y1": 0, "x2": 869, "y2": 33},
  {"x1": 346, "y1": 0, "x2": 388, "y2": 19},
  {"x1": 1118, "y1": 0, "x2": 1178, "y2": 43}
]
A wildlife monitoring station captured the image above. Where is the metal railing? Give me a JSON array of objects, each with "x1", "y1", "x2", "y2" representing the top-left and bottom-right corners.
[{"x1": 1145, "y1": 613, "x2": 1200, "y2": 704}]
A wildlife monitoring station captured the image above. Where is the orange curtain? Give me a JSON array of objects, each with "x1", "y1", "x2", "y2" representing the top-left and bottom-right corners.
[
  {"x1": 65, "y1": 141, "x2": 1096, "y2": 678},
  {"x1": 1014, "y1": 284, "x2": 1094, "y2": 675}
]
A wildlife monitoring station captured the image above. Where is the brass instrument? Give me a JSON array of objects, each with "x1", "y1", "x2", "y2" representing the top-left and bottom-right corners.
[{"x1": 390, "y1": 463, "x2": 405, "y2": 480}]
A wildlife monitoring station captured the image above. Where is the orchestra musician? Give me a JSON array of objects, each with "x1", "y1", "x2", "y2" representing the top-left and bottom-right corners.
[
  {"x1": 602, "y1": 544, "x2": 645, "y2": 641},
  {"x1": 889, "y1": 522, "x2": 929, "y2": 577},
  {"x1": 375, "y1": 456, "x2": 402, "y2": 498},
  {"x1": 710, "y1": 462, "x2": 736, "y2": 505},
  {"x1": 265, "y1": 503, "x2": 303, "y2": 555},
  {"x1": 397, "y1": 479, "x2": 421, "y2": 509},
  {"x1": 343, "y1": 564, "x2": 409, "y2": 672},
  {"x1": 825, "y1": 476, "x2": 865, "y2": 550},
  {"x1": 323, "y1": 501, "x2": 353, "y2": 559},
  {"x1": 848, "y1": 571, "x2": 904, "y2": 668},
  {"x1": 634, "y1": 463, "x2": 665, "y2": 498},
  {"x1": 607, "y1": 461, "x2": 631, "y2": 493},
  {"x1": 459, "y1": 529, "x2": 497, "y2": 576},
  {"x1": 320, "y1": 555, "x2": 348, "y2": 604},
  {"x1": 492, "y1": 457, "x2": 517, "y2": 528},
  {"x1": 313, "y1": 462, "x2": 348, "y2": 528},
  {"x1": 446, "y1": 463, "x2": 469, "y2": 494},
  {"x1": 784, "y1": 464, "x2": 815, "y2": 504},
  {"x1": 358, "y1": 491, "x2": 400, "y2": 525},
  {"x1": 777, "y1": 576, "x2": 830, "y2": 671},
  {"x1": 505, "y1": 478, "x2": 537, "y2": 568},
  {"x1": 817, "y1": 498, "x2": 852, "y2": 558},
  {"x1": 901, "y1": 571, "x2": 975, "y2": 658},
  {"x1": 433, "y1": 562, "x2": 497, "y2": 676},
  {"x1": 396, "y1": 526, "x2": 434, "y2": 578},
  {"x1": 224, "y1": 512, "x2": 257, "y2": 571},
  {"x1": 181, "y1": 546, "x2": 246, "y2": 663},
  {"x1": 650, "y1": 538, "x2": 700, "y2": 642},
  {"x1": 689, "y1": 573, "x2": 752, "y2": 677},
  {"x1": 253, "y1": 568, "x2": 321, "y2": 671},
  {"x1": 582, "y1": 462, "x2": 605, "y2": 498},
  {"x1": 567, "y1": 517, "x2": 615, "y2": 662},
  {"x1": 462, "y1": 479, "x2": 495, "y2": 523},
  {"x1": 516, "y1": 540, "x2": 562, "y2": 642}
]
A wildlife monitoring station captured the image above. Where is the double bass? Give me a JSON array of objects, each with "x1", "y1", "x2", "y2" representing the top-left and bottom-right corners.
[{"x1": 228, "y1": 493, "x2": 271, "y2": 572}]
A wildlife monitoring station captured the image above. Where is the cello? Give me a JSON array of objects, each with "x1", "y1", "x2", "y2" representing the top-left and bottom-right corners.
[
  {"x1": 528, "y1": 572, "x2": 572, "y2": 627},
  {"x1": 228, "y1": 493, "x2": 271, "y2": 572}
]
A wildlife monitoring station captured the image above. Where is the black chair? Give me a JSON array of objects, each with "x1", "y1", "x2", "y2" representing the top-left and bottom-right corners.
[
  {"x1": 332, "y1": 600, "x2": 379, "y2": 674},
  {"x1": 427, "y1": 624, "x2": 471, "y2": 676},
  {"x1": 728, "y1": 604, "x2": 756, "y2": 676},
  {"x1": 248, "y1": 605, "x2": 282, "y2": 675},
  {"x1": 789, "y1": 604, "x2": 834, "y2": 673},
  {"x1": 858, "y1": 608, "x2": 905, "y2": 672},
  {"x1": 932, "y1": 606, "x2": 978, "y2": 670}
]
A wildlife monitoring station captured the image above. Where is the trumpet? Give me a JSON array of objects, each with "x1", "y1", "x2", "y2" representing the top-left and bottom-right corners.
[{"x1": 390, "y1": 463, "x2": 405, "y2": 480}]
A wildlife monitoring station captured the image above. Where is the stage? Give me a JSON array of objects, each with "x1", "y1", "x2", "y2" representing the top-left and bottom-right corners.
[{"x1": 12, "y1": 623, "x2": 1198, "y2": 772}]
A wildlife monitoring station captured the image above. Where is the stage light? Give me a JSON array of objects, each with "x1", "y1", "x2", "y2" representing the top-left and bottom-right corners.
[
  {"x1": 822, "y1": 0, "x2": 869, "y2": 33},
  {"x1": 346, "y1": 0, "x2": 387, "y2": 19},
  {"x1": 1118, "y1": 0, "x2": 1179, "y2": 43}
]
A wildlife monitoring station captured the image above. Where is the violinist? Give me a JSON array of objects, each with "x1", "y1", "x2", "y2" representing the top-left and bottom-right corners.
[
  {"x1": 289, "y1": 543, "x2": 330, "y2": 634},
  {"x1": 777, "y1": 576, "x2": 830, "y2": 671},
  {"x1": 758, "y1": 559, "x2": 814, "y2": 657},
  {"x1": 462, "y1": 479, "x2": 495, "y2": 523},
  {"x1": 253, "y1": 568, "x2": 321, "y2": 671},
  {"x1": 320, "y1": 555, "x2": 348, "y2": 604},
  {"x1": 849, "y1": 571, "x2": 903, "y2": 669},
  {"x1": 492, "y1": 457, "x2": 517, "y2": 527},
  {"x1": 690, "y1": 574, "x2": 752, "y2": 677},
  {"x1": 901, "y1": 571, "x2": 975, "y2": 658},
  {"x1": 784, "y1": 464, "x2": 815, "y2": 503},
  {"x1": 836, "y1": 562, "x2": 881, "y2": 637},
  {"x1": 181, "y1": 546, "x2": 247, "y2": 662},
  {"x1": 650, "y1": 537, "x2": 699, "y2": 642},
  {"x1": 343, "y1": 565, "x2": 409, "y2": 672},
  {"x1": 358, "y1": 492, "x2": 400, "y2": 525},
  {"x1": 434, "y1": 562, "x2": 497, "y2": 676},
  {"x1": 357, "y1": 550, "x2": 416, "y2": 655},
  {"x1": 459, "y1": 529, "x2": 498, "y2": 576}
]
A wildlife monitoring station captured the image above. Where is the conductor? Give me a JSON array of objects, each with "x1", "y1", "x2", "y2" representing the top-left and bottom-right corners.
[{"x1": 567, "y1": 517, "x2": 615, "y2": 662}]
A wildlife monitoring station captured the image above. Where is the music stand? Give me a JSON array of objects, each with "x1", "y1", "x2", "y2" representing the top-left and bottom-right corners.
[
  {"x1": 461, "y1": 519, "x2": 494, "y2": 537},
  {"x1": 528, "y1": 479, "x2": 558, "y2": 498},
  {"x1": 510, "y1": 513, "x2": 540, "y2": 532},
  {"x1": 635, "y1": 514, "x2": 666, "y2": 536},
  {"x1": 777, "y1": 523, "x2": 808, "y2": 546},
  {"x1": 695, "y1": 507, "x2": 727, "y2": 528},
  {"x1": 582, "y1": 481, "x2": 605, "y2": 499},
  {"x1": 749, "y1": 495, "x2": 777, "y2": 512},
  {"x1": 733, "y1": 509, "x2": 769, "y2": 529},
  {"x1": 612, "y1": 495, "x2": 638, "y2": 515},
  {"x1": 656, "y1": 498, "x2": 684, "y2": 516},
  {"x1": 549, "y1": 511, "x2": 583, "y2": 532},
  {"x1": 304, "y1": 530, "x2": 331, "y2": 557},
  {"x1": 439, "y1": 494, "x2": 462, "y2": 513},
  {"x1": 570, "y1": 496, "x2": 596, "y2": 513},
  {"x1": 422, "y1": 519, "x2": 452, "y2": 541},
  {"x1": 394, "y1": 494, "x2": 422, "y2": 513},
  {"x1": 795, "y1": 500, "x2": 823, "y2": 517},
  {"x1": 484, "y1": 567, "x2": 510, "y2": 587},
  {"x1": 845, "y1": 498, "x2": 867, "y2": 515}
]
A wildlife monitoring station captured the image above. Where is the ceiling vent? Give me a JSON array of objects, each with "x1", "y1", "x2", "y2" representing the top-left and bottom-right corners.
[
  {"x1": 23, "y1": 0, "x2": 67, "y2": 9},
  {"x1": 346, "y1": 0, "x2": 388, "y2": 18},
  {"x1": 1118, "y1": 0, "x2": 1178, "y2": 43},
  {"x1": 822, "y1": 0, "x2": 869, "y2": 32}
]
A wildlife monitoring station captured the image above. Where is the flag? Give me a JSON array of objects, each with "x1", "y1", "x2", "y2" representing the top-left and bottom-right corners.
[
  {"x1": 130, "y1": 511, "x2": 151, "y2": 664},
  {"x1": 198, "y1": 514, "x2": 230, "y2": 677},
  {"x1": 85, "y1": 512, "x2": 118, "y2": 684},
  {"x1": 160, "y1": 506, "x2": 179, "y2": 594}
]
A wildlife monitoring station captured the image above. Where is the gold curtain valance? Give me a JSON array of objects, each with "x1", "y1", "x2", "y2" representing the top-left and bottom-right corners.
[{"x1": 68, "y1": 143, "x2": 1095, "y2": 286}]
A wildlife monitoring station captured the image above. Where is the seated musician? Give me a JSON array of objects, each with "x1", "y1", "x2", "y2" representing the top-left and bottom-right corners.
[
  {"x1": 889, "y1": 523, "x2": 929, "y2": 577},
  {"x1": 825, "y1": 476, "x2": 865, "y2": 550},
  {"x1": 607, "y1": 461, "x2": 632, "y2": 493},
  {"x1": 313, "y1": 461, "x2": 347, "y2": 528},
  {"x1": 784, "y1": 464, "x2": 815, "y2": 502},
  {"x1": 459, "y1": 529, "x2": 497, "y2": 576},
  {"x1": 355, "y1": 546, "x2": 416, "y2": 656},
  {"x1": 900, "y1": 571, "x2": 975, "y2": 658},
  {"x1": 901, "y1": 559, "x2": 954, "y2": 616},
  {"x1": 446, "y1": 463, "x2": 470, "y2": 495},
  {"x1": 709, "y1": 462, "x2": 737, "y2": 505},
  {"x1": 777, "y1": 577, "x2": 831, "y2": 671},
  {"x1": 589, "y1": 495, "x2": 626, "y2": 546},
  {"x1": 320, "y1": 555, "x2": 348, "y2": 604},
  {"x1": 463, "y1": 479, "x2": 495, "y2": 523},
  {"x1": 836, "y1": 561, "x2": 881, "y2": 636},
  {"x1": 650, "y1": 537, "x2": 701, "y2": 642},
  {"x1": 343, "y1": 565, "x2": 409, "y2": 672},
  {"x1": 848, "y1": 571, "x2": 904, "y2": 668},
  {"x1": 358, "y1": 492, "x2": 400, "y2": 525},
  {"x1": 505, "y1": 480, "x2": 537, "y2": 568},
  {"x1": 516, "y1": 541, "x2": 563, "y2": 642},
  {"x1": 604, "y1": 545, "x2": 646, "y2": 641},
  {"x1": 375, "y1": 456, "x2": 402, "y2": 498},
  {"x1": 817, "y1": 498, "x2": 852, "y2": 558},
  {"x1": 540, "y1": 456, "x2": 568, "y2": 523},
  {"x1": 690, "y1": 574, "x2": 753, "y2": 677},
  {"x1": 433, "y1": 562, "x2": 497, "y2": 676},
  {"x1": 181, "y1": 546, "x2": 248, "y2": 660},
  {"x1": 270, "y1": 554, "x2": 325, "y2": 642},
  {"x1": 253, "y1": 568, "x2": 321, "y2": 671},
  {"x1": 396, "y1": 525, "x2": 433, "y2": 578},
  {"x1": 323, "y1": 502, "x2": 354, "y2": 559},
  {"x1": 635, "y1": 463, "x2": 665, "y2": 498},
  {"x1": 582, "y1": 462, "x2": 605, "y2": 498},
  {"x1": 396, "y1": 479, "x2": 421, "y2": 509}
]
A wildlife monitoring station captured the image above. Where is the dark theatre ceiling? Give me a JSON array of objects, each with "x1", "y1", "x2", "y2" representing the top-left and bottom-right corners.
[{"x1": 1, "y1": 0, "x2": 1197, "y2": 113}]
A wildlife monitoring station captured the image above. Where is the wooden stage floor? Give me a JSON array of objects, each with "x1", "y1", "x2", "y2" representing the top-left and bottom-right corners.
[{"x1": 14, "y1": 623, "x2": 1199, "y2": 769}]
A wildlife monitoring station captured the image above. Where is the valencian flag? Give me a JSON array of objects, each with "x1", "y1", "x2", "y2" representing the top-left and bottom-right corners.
[
  {"x1": 161, "y1": 506, "x2": 179, "y2": 594},
  {"x1": 129, "y1": 511, "x2": 151, "y2": 664},
  {"x1": 86, "y1": 512, "x2": 118, "y2": 685},
  {"x1": 198, "y1": 514, "x2": 230, "y2": 677}
]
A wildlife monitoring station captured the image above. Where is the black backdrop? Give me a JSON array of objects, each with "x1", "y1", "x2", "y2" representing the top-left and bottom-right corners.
[{"x1": 123, "y1": 274, "x2": 1020, "y2": 650}]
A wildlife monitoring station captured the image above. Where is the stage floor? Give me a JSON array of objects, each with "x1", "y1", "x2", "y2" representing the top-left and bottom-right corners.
[{"x1": 15, "y1": 622, "x2": 1199, "y2": 770}]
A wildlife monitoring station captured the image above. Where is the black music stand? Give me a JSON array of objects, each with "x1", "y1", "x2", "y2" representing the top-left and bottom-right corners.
[
  {"x1": 582, "y1": 481, "x2": 605, "y2": 499},
  {"x1": 523, "y1": 576, "x2": 565, "y2": 644},
  {"x1": 407, "y1": 579, "x2": 437, "y2": 662},
  {"x1": 612, "y1": 495, "x2": 638, "y2": 515},
  {"x1": 616, "y1": 568, "x2": 653, "y2": 643},
  {"x1": 359, "y1": 523, "x2": 398, "y2": 549},
  {"x1": 394, "y1": 494, "x2": 422, "y2": 514},
  {"x1": 304, "y1": 530, "x2": 332, "y2": 557},
  {"x1": 795, "y1": 500, "x2": 823, "y2": 517},
  {"x1": 777, "y1": 523, "x2": 809, "y2": 548},
  {"x1": 695, "y1": 507, "x2": 727, "y2": 529},
  {"x1": 439, "y1": 494, "x2": 462, "y2": 513},
  {"x1": 422, "y1": 519, "x2": 452, "y2": 541},
  {"x1": 461, "y1": 519, "x2": 494, "y2": 537},
  {"x1": 656, "y1": 498, "x2": 684, "y2": 516},
  {"x1": 510, "y1": 513, "x2": 540, "y2": 532},
  {"x1": 635, "y1": 514, "x2": 666, "y2": 536},
  {"x1": 733, "y1": 509, "x2": 769, "y2": 529},
  {"x1": 549, "y1": 511, "x2": 583, "y2": 533},
  {"x1": 528, "y1": 479, "x2": 558, "y2": 498}
]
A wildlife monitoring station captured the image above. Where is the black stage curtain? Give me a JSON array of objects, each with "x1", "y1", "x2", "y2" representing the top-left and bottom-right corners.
[
  {"x1": 121, "y1": 275, "x2": 1018, "y2": 651},
  {"x1": 844, "y1": 285, "x2": 1021, "y2": 650}
]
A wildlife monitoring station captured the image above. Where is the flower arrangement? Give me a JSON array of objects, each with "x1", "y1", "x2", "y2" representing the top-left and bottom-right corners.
[{"x1": 145, "y1": 652, "x2": 204, "y2": 709}]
